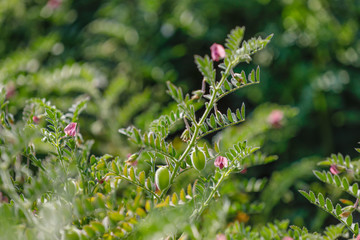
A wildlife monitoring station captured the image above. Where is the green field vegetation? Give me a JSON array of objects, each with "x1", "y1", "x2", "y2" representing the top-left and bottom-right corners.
[{"x1": 0, "y1": 0, "x2": 360, "y2": 239}]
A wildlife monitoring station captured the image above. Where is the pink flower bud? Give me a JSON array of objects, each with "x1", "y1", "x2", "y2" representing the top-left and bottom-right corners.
[
  {"x1": 64, "y1": 122, "x2": 77, "y2": 136},
  {"x1": 330, "y1": 164, "x2": 340, "y2": 175},
  {"x1": 214, "y1": 156, "x2": 228, "y2": 169},
  {"x1": 282, "y1": 237, "x2": 293, "y2": 240},
  {"x1": 216, "y1": 234, "x2": 226, "y2": 240},
  {"x1": 97, "y1": 176, "x2": 109, "y2": 184},
  {"x1": 267, "y1": 110, "x2": 284, "y2": 128},
  {"x1": 5, "y1": 84, "x2": 16, "y2": 99},
  {"x1": 47, "y1": 0, "x2": 62, "y2": 9},
  {"x1": 210, "y1": 43, "x2": 226, "y2": 62},
  {"x1": 32, "y1": 116, "x2": 40, "y2": 124}
]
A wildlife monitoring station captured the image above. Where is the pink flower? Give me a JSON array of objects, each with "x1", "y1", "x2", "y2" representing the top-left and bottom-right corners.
[
  {"x1": 97, "y1": 176, "x2": 109, "y2": 184},
  {"x1": 267, "y1": 110, "x2": 284, "y2": 128},
  {"x1": 64, "y1": 122, "x2": 77, "y2": 136},
  {"x1": 214, "y1": 156, "x2": 228, "y2": 169},
  {"x1": 5, "y1": 84, "x2": 16, "y2": 99},
  {"x1": 282, "y1": 237, "x2": 293, "y2": 240},
  {"x1": 216, "y1": 234, "x2": 226, "y2": 240},
  {"x1": 210, "y1": 43, "x2": 226, "y2": 62},
  {"x1": 32, "y1": 116, "x2": 40, "y2": 124},
  {"x1": 330, "y1": 164, "x2": 340, "y2": 175},
  {"x1": 47, "y1": 0, "x2": 62, "y2": 9}
]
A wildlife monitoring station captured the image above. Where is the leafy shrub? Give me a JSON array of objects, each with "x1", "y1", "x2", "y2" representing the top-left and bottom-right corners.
[
  {"x1": 0, "y1": 26, "x2": 285, "y2": 239},
  {"x1": 1, "y1": 1, "x2": 359, "y2": 237}
]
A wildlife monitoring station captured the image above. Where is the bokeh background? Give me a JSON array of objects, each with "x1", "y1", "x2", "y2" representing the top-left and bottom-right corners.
[{"x1": 2, "y1": 0, "x2": 360, "y2": 232}]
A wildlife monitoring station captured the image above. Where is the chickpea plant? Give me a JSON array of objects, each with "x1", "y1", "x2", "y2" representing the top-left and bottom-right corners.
[
  {"x1": 0, "y1": 26, "x2": 296, "y2": 239},
  {"x1": 116, "y1": 26, "x2": 275, "y2": 232}
]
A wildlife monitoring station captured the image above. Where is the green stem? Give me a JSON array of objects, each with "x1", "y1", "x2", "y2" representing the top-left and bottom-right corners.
[
  {"x1": 159, "y1": 63, "x2": 234, "y2": 200},
  {"x1": 56, "y1": 144, "x2": 67, "y2": 177},
  {"x1": 191, "y1": 169, "x2": 232, "y2": 220},
  {"x1": 116, "y1": 175, "x2": 161, "y2": 201}
]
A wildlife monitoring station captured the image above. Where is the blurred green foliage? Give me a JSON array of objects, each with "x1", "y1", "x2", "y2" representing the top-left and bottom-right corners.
[{"x1": 1, "y1": 0, "x2": 360, "y2": 236}]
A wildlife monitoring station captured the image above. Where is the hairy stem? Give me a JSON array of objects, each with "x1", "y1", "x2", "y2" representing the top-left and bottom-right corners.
[
  {"x1": 160, "y1": 62, "x2": 234, "y2": 200},
  {"x1": 191, "y1": 169, "x2": 232, "y2": 220}
]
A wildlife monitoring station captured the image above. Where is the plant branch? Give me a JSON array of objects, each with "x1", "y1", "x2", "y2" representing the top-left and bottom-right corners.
[
  {"x1": 114, "y1": 174, "x2": 161, "y2": 201},
  {"x1": 191, "y1": 168, "x2": 232, "y2": 220},
  {"x1": 160, "y1": 61, "x2": 234, "y2": 200}
]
